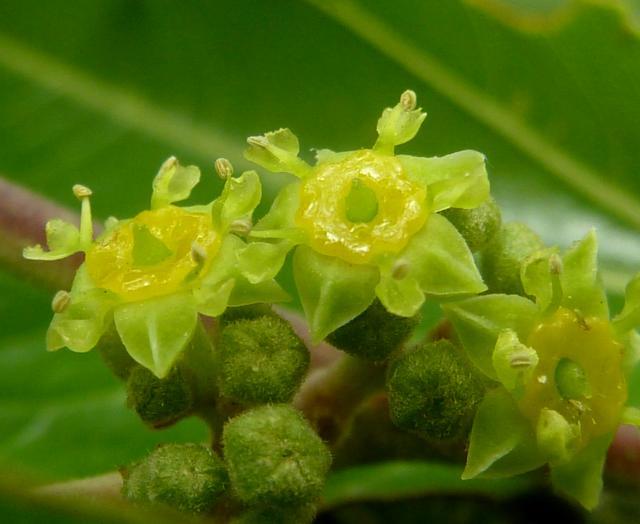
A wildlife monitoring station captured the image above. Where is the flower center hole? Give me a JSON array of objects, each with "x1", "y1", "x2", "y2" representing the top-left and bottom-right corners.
[
  {"x1": 345, "y1": 178, "x2": 379, "y2": 223},
  {"x1": 554, "y1": 358, "x2": 591, "y2": 400},
  {"x1": 132, "y1": 224, "x2": 173, "y2": 267}
]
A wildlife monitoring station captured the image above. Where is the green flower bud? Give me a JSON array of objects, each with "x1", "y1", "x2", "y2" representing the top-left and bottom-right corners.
[
  {"x1": 386, "y1": 340, "x2": 485, "y2": 441},
  {"x1": 223, "y1": 405, "x2": 332, "y2": 505},
  {"x1": 218, "y1": 316, "x2": 309, "y2": 405},
  {"x1": 231, "y1": 504, "x2": 316, "y2": 524},
  {"x1": 441, "y1": 197, "x2": 502, "y2": 252},
  {"x1": 126, "y1": 366, "x2": 194, "y2": 428},
  {"x1": 326, "y1": 299, "x2": 418, "y2": 361},
  {"x1": 480, "y1": 222, "x2": 544, "y2": 295},
  {"x1": 219, "y1": 304, "x2": 277, "y2": 327},
  {"x1": 122, "y1": 443, "x2": 227, "y2": 513},
  {"x1": 96, "y1": 323, "x2": 139, "y2": 381}
]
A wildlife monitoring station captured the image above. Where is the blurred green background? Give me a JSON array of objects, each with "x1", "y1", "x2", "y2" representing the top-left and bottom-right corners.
[{"x1": 1, "y1": 0, "x2": 640, "y2": 521}]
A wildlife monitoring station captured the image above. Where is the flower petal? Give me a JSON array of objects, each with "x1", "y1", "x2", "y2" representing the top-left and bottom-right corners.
[
  {"x1": 492, "y1": 329, "x2": 538, "y2": 395},
  {"x1": 293, "y1": 245, "x2": 378, "y2": 343},
  {"x1": 520, "y1": 247, "x2": 560, "y2": 311},
  {"x1": 114, "y1": 292, "x2": 198, "y2": 378},
  {"x1": 244, "y1": 128, "x2": 310, "y2": 177},
  {"x1": 612, "y1": 271, "x2": 640, "y2": 334},
  {"x1": 375, "y1": 273, "x2": 424, "y2": 317},
  {"x1": 443, "y1": 294, "x2": 539, "y2": 379},
  {"x1": 151, "y1": 157, "x2": 201, "y2": 209},
  {"x1": 402, "y1": 214, "x2": 486, "y2": 298},
  {"x1": 561, "y1": 229, "x2": 608, "y2": 318},
  {"x1": 23, "y1": 219, "x2": 81, "y2": 261},
  {"x1": 375, "y1": 91, "x2": 426, "y2": 152},
  {"x1": 398, "y1": 150, "x2": 489, "y2": 211},
  {"x1": 212, "y1": 170, "x2": 262, "y2": 231},
  {"x1": 236, "y1": 240, "x2": 292, "y2": 284}
]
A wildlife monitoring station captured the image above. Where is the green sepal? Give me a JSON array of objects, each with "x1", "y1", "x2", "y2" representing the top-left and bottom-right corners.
[
  {"x1": 375, "y1": 95, "x2": 426, "y2": 152},
  {"x1": 375, "y1": 273, "x2": 424, "y2": 317},
  {"x1": 560, "y1": 229, "x2": 608, "y2": 318},
  {"x1": 536, "y1": 408, "x2": 579, "y2": 465},
  {"x1": 244, "y1": 128, "x2": 310, "y2": 177},
  {"x1": 492, "y1": 329, "x2": 538, "y2": 395},
  {"x1": 398, "y1": 150, "x2": 489, "y2": 212},
  {"x1": 236, "y1": 240, "x2": 292, "y2": 284},
  {"x1": 400, "y1": 214, "x2": 486, "y2": 298},
  {"x1": 151, "y1": 157, "x2": 201, "y2": 209},
  {"x1": 114, "y1": 292, "x2": 198, "y2": 378},
  {"x1": 212, "y1": 170, "x2": 262, "y2": 231},
  {"x1": 293, "y1": 245, "x2": 378, "y2": 342},
  {"x1": 23, "y1": 219, "x2": 82, "y2": 261},
  {"x1": 550, "y1": 433, "x2": 612, "y2": 510},
  {"x1": 46, "y1": 264, "x2": 118, "y2": 352},
  {"x1": 229, "y1": 276, "x2": 290, "y2": 307},
  {"x1": 612, "y1": 272, "x2": 640, "y2": 334},
  {"x1": 463, "y1": 388, "x2": 543, "y2": 479},
  {"x1": 194, "y1": 278, "x2": 236, "y2": 318},
  {"x1": 251, "y1": 182, "x2": 305, "y2": 241},
  {"x1": 443, "y1": 294, "x2": 539, "y2": 379},
  {"x1": 520, "y1": 247, "x2": 560, "y2": 311}
]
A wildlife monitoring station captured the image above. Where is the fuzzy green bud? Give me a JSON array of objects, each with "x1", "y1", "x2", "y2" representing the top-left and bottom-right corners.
[
  {"x1": 441, "y1": 197, "x2": 502, "y2": 253},
  {"x1": 96, "y1": 323, "x2": 139, "y2": 381},
  {"x1": 386, "y1": 340, "x2": 485, "y2": 441},
  {"x1": 223, "y1": 405, "x2": 331, "y2": 505},
  {"x1": 327, "y1": 299, "x2": 417, "y2": 361},
  {"x1": 480, "y1": 222, "x2": 544, "y2": 295},
  {"x1": 231, "y1": 504, "x2": 316, "y2": 524},
  {"x1": 122, "y1": 443, "x2": 227, "y2": 513},
  {"x1": 218, "y1": 316, "x2": 309, "y2": 405},
  {"x1": 126, "y1": 366, "x2": 194, "y2": 428},
  {"x1": 219, "y1": 304, "x2": 276, "y2": 327}
]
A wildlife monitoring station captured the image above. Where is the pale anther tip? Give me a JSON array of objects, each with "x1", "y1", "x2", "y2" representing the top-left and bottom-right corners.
[
  {"x1": 191, "y1": 242, "x2": 207, "y2": 265},
  {"x1": 215, "y1": 157, "x2": 234, "y2": 179},
  {"x1": 400, "y1": 89, "x2": 417, "y2": 111},
  {"x1": 51, "y1": 290, "x2": 71, "y2": 313},
  {"x1": 72, "y1": 184, "x2": 92, "y2": 199}
]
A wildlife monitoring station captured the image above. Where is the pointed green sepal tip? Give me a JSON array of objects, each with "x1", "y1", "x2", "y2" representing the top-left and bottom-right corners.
[
  {"x1": 244, "y1": 128, "x2": 310, "y2": 177},
  {"x1": 113, "y1": 292, "x2": 198, "y2": 378},
  {"x1": 293, "y1": 245, "x2": 378, "y2": 343},
  {"x1": 122, "y1": 443, "x2": 228, "y2": 513},
  {"x1": 126, "y1": 366, "x2": 194, "y2": 428},
  {"x1": 387, "y1": 339, "x2": 485, "y2": 441},
  {"x1": 327, "y1": 299, "x2": 418, "y2": 361},
  {"x1": 223, "y1": 405, "x2": 332, "y2": 505},
  {"x1": 375, "y1": 89, "x2": 426, "y2": 152},
  {"x1": 492, "y1": 329, "x2": 538, "y2": 394},
  {"x1": 613, "y1": 271, "x2": 640, "y2": 334},
  {"x1": 217, "y1": 315, "x2": 309, "y2": 405},
  {"x1": 151, "y1": 156, "x2": 201, "y2": 209},
  {"x1": 23, "y1": 219, "x2": 81, "y2": 261},
  {"x1": 236, "y1": 240, "x2": 291, "y2": 284}
]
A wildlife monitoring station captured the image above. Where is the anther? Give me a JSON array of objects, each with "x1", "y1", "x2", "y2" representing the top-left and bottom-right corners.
[
  {"x1": 72, "y1": 184, "x2": 93, "y2": 199},
  {"x1": 191, "y1": 242, "x2": 207, "y2": 265},
  {"x1": 391, "y1": 260, "x2": 410, "y2": 280},
  {"x1": 215, "y1": 158, "x2": 234, "y2": 180},
  {"x1": 400, "y1": 90, "x2": 417, "y2": 111},
  {"x1": 51, "y1": 290, "x2": 71, "y2": 313}
]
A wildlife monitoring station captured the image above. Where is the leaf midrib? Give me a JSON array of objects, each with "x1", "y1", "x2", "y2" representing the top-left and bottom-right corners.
[{"x1": 306, "y1": 0, "x2": 640, "y2": 231}]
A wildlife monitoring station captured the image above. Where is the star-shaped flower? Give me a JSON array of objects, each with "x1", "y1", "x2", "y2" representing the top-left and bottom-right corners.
[
  {"x1": 444, "y1": 230, "x2": 640, "y2": 509},
  {"x1": 24, "y1": 158, "x2": 286, "y2": 378},
  {"x1": 241, "y1": 91, "x2": 489, "y2": 341}
]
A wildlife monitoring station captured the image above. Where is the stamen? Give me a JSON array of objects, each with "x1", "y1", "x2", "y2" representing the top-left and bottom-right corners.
[
  {"x1": 51, "y1": 290, "x2": 71, "y2": 313},
  {"x1": 400, "y1": 89, "x2": 417, "y2": 111},
  {"x1": 72, "y1": 184, "x2": 94, "y2": 248},
  {"x1": 215, "y1": 158, "x2": 234, "y2": 180}
]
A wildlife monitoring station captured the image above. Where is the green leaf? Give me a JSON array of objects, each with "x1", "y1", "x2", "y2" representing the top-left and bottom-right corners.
[
  {"x1": 113, "y1": 292, "x2": 198, "y2": 378},
  {"x1": 561, "y1": 229, "x2": 609, "y2": 318},
  {"x1": 443, "y1": 294, "x2": 539, "y2": 379},
  {"x1": 150, "y1": 157, "x2": 201, "y2": 209},
  {"x1": 399, "y1": 150, "x2": 489, "y2": 211},
  {"x1": 551, "y1": 433, "x2": 612, "y2": 510},
  {"x1": 322, "y1": 460, "x2": 531, "y2": 510},
  {"x1": 293, "y1": 245, "x2": 378, "y2": 342},
  {"x1": 464, "y1": 388, "x2": 543, "y2": 479},
  {"x1": 401, "y1": 214, "x2": 487, "y2": 298}
]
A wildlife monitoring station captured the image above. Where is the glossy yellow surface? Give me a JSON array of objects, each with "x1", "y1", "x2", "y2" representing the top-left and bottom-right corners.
[
  {"x1": 520, "y1": 307, "x2": 626, "y2": 446},
  {"x1": 295, "y1": 150, "x2": 428, "y2": 265},
  {"x1": 86, "y1": 206, "x2": 220, "y2": 301}
]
